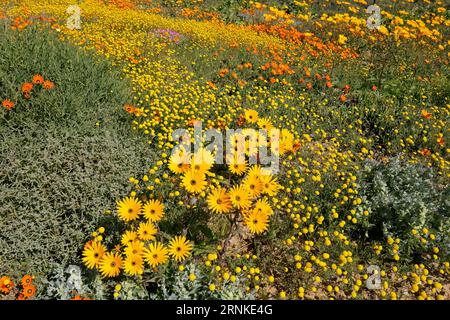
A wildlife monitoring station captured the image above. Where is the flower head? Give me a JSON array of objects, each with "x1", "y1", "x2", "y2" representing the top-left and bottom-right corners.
[
  {"x1": 144, "y1": 242, "x2": 169, "y2": 268},
  {"x1": 99, "y1": 252, "x2": 122, "y2": 278},
  {"x1": 32, "y1": 74, "x2": 44, "y2": 85},
  {"x1": 207, "y1": 187, "x2": 232, "y2": 214},
  {"x1": 168, "y1": 235, "x2": 193, "y2": 262},
  {"x1": 182, "y1": 169, "x2": 207, "y2": 194},
  {"x1": 117, "y1": 196, "x2": 142, "y2": 222},
  {"x1": 2, "y1": 99, "x2": 14, "y2": 110},
  {"x1": 143, "y1": 199, "x2": 165, "y2": 222},
  {"x1": 82, "y1": 241, "x2": 106, "y2": 269}
]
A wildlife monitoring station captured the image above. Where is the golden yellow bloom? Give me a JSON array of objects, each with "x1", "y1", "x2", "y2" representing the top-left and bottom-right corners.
[
  {"x1": 182, "y1": 169, "x2": 207, "y2": 193},
  {"x1": 124, "y1": 240, "x2": 145, "y2": 257},
  {"x1": 228, "y1": 185, "x2": 252, "y2": 209},
  {"x1": 168, "y1": 150, "x2": 191, "y2": 174},
  {"x1": 244, "y1": 210, "x2": 269, "y2": 234},
  {"x1": 82, "y1": 241, "x2": 106, "y2": 269},
  {"x1": 207, "y1": 187, "x2": 232, "y2": 214},
  {"x1": 143, "y1": 242, "x2": 169, "y2": 268},
  {"x1": 260, "y1": 174, "x2": 280, "y2": 196},
  {"x1": 117, "y1": 196, "x2": 142, "y2": 222},
  {"x1": 143, "y1": 199, "x2": 165, "y2": 222},
  {"x1": 137, "y1": 221, "x2": 157, "y2": 241},
  {"x1": 168, "y1": 235, "x2": 193, "y2": 262},
  {"x1": 124, "y1": 254, "x2": 144, "y2": 276},
  {"x1": 245, "y1": 109, "x2": 259, "y2": 123},
  {"x1": 254, "y1": 198, "x2": 274, "y2": 216},
  {"x1": 243, "y1": 175, "x2": 263, "y2": 198},
  {"x1": 121, "y1": 230, "x2": 138, "y2": 246},
  {"x1": 99, "y1": 252, "x2": 122, "y2": 278}
]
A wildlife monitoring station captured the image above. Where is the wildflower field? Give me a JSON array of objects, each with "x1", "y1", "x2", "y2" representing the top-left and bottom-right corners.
[{"x1": 0, "y1": 0, "x2": 449, "y2": 301}]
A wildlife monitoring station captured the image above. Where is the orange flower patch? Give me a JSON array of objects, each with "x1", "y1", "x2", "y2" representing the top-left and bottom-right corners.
[
  {"x1": 1, "y1": 274, "x2": 37, "y2": 300},
  {"x1": 32, "y1": 74, "x2": 44, "y2": 85},
  {"x1": 42, "y1": 80, "x2": 55, "y2": 90},
  {"x1": 22, "y1": 284, "x2": 36, "y2": 298},
  {"x1": 421, "y1": 109, "x2": 432, "y2": 120},
  {"x1": 21, "y1": 275, "x2": 34, "y2": 287},
  {"x1": 0, "y1": 276, "x2": 14, "y2": 294},
  {"x1": 2, "y1": 99, "x2": 15, "y2": 111},
  {"x1": 21, "y1": 82, "x2": 33, "y2": 94},
  {"x1": 419, "y1": 148, "x2": 431, "y2": 156}
]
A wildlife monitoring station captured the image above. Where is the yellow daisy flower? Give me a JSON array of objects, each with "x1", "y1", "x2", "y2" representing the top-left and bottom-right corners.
[
  {"x1": 99, "y1": 252, "x2": 122, "y2": 278},
  {"x1": 144, "y1": 242, "x2": 169, "y2": 268},
  {"x1": 137, "y1": 221, "x2": 157, "y2": 241},
  {"x1": 228, "y1": 185, "x2": 252, "y2": 209},
  {"x1": 207, "y1": 187, "x2": 232, "y2": 214},
  {"x1": 182, "y1": 169, "x2": 207, "y2": 194},
  {"x1": 82, "y1": 241, "x2": 106, "y2": 269},
  {"x1": 168, "y1": 235, "x2": 193, "y2": 262},
  {"x1": 123, "y1": 253, "x2": 144, "y2": 276},
  {"x1": 143, "y1": 199, "x2": 165, "y2": 222},
  {"x1": 117, "y1": 196, "x2": 142, "y2": 222},
  {"x1": 244, "y1": 210, "x2": 269, "y2": 234}
]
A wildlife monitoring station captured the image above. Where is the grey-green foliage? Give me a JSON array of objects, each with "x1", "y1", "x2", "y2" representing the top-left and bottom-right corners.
[
  {"x1": 359, "y1": 159, "x2": 450, "y2": 240},
  {"x1": 0, "y1": 27, "x2": 154, "y2": 277},
  {"x1": 149, "y1": 263, "x2": 254, "y2": 300},
  {"x1": 115, "y1": 280, "x2": 149, "y2": 300},
  {"x1": 41, "y1": 264, "x2": 109, "y2": 300}
]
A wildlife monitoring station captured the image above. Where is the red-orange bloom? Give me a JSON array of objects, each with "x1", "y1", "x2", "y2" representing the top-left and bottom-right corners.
[
  {"x1": 32, "y1": 74, "x2": 44, "y2": 85},
  {"x1": 2, "y1": 99, "x2": 14, "y2": 110},
  {"x1": 188, "y1": 118, "x2": 201, "y2": 127},
  {"x1": 71, "y1": 295, "x2": 91, "y2": 300},
  {"x1": 21, "y1": 275, "x2": 33, "y2": 287},
  {"x1": 421, "y1": 109, "x2": 431, "y2": 120},
  {"x1": 42, "y1": 80, "x2": 55, "y2": 90},
  {"x1": 419, "y1": 149, "x2": 431, "y2": 156},
  {"x1": 22, "y1": 284, "x2": 36, "y2": 298},
  {"x1": 22, "y1": 82, "x2": 33, "y2": 93},
  {"x1": 124, "y1": 104, "x2": 136, "y2": 114},
  {"x1": 0, "y1": 276, "x2": 14, "y2": 294},
  {"x1": 437, "y1": 134, "x2": 445, "y2": 147}
]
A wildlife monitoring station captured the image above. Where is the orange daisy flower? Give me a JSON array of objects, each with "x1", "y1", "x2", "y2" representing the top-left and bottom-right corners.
[
  {"x1": 124, "y1": 104, "x2": 136, "y2": 114},
  {"x1": 2, "y1": 99, "x2": 14, "y2": 110},
  {"x1": 419, "y1": 148, "x2": 431, "y2": 156},
  {"x1": 32, "y1": 74, "x2": 44, "y2": 85},
  {"x1": 421, "y1": 109, "x2": 432, "y2": 120},
  {"x1": 22, "y1": 284, "x2": 36, "y2": 298},
  {"x1": 21, "y1": 275, "x2": 33, "y2": 287},
  {"x1": 437, "y1": 134, "x2": 445, "y2": 147},
  {"x1": 42, "y1": 80, "x2": 55, "y2": 90},
  {"x1": 0, "y1": 276, "x2": 14, "y2": 294},
  {"x1": 21, "y1": 82, "x2": 33, "y2": 93}
]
